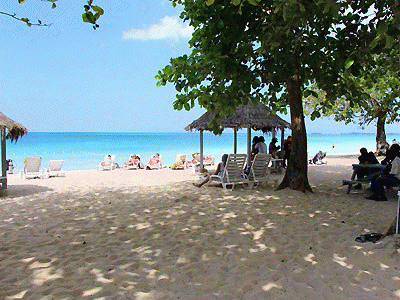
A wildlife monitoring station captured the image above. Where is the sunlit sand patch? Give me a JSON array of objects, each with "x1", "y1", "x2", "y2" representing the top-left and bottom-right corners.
[
  {"x1": 201, "y1": 253, "x2": 210, "y2": 261},
  {"x1": 32, "y1": 267, "x2": 63, "y2": 285},
  {"x1": 309, "y1": 214, "x2": 315, "y2": 218},
  {"x1": 223, "y1": 212, "x2": 237, "y2": 219},
  {"x1": 5, "y1": 290, "x2": 28, "y2": 300},
  {"x1": 380, "y1": 262, "x2": 390, "y2": 270},
  {"x1": 82, "y1": 287, "x2": 102, "y2": 297},
  {"x1": 91, "y1": 268, "x2": 114, "y2": 283},
  {"x1": 134, "y1": 291, "x2": 161, "y2": 300},
  {"x1": 277, "y1": 211, "x2": 287, "y2": 215},
  {"x1": 321, "y1": 223, "x2": 330, "y2": 227},
  {"x1": 252, "y1": 229, "x2": 264, "y2": 240},
  {"x1": 29, "y1": 259, "x2": 56, "y2": 269},
  {"x1": 393, "y1": 290, "x2": 400, "y2": 298},
  {"x1": 176, "y1": 256, "x2": 188, "y2": 264},
  {"x1": 143, "y1": 268, "x2": 158, "y2": 279},
  {"x1": 128, "y1": 223, "x2": 151, "y2": 230},
  {"x1": 393, "y1": 276, "x2": 400, "y2": 281},
  {"x1": 224, "y1": 244, "x2": 237, "y2": 249},
  {"x1": 304, "y1": 253, "x2": 317, "y2": 265},
  {"x1": 215, "y1": 229, "x2": 227, "y2": 234},
  {"x1": 333, "y1": 254, "x2": 353, "y2": 269},
  {"x1": 21, "y1": 257, "x2": 35, "y2": 263},
  {"x1": 262, "y1": 282, "x2": 282, "y2": 292},
  {"x1": 158, "y1": 274, "x2": 169, "y2": 280},
  {"x1": 265, "y1": 220, "x2": 276, "y2": 229}
]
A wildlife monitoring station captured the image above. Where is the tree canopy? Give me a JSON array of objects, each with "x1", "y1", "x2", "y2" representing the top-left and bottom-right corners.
[
  {"x1": 156, "y1": 0, "x2": 399, "y2": 191},
  {"x1": 305, "y1": 51, "x2": 400, "y2": 152}
]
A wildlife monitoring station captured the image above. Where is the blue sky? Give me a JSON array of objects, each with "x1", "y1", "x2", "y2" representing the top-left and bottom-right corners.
[{"x1": 1, "y1": 0, "x2": 398, "y2": 134}]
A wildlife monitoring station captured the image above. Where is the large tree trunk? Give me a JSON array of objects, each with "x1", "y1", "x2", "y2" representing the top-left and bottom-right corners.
[
  {"x1": 376, "y1": 115, "x2": 388, "y2": 154},
  {"x1": 278, "y1": 75, "x2": 312, "y2": 192}
]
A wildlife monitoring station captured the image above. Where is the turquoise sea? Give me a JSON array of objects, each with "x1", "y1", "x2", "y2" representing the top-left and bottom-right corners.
[{"x1": 6, "y1": 132, "x2": 400, "y2": 173}]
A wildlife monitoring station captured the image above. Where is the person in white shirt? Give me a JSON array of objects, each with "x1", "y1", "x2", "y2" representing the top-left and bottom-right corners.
[
  {"x1": 255, "y1": 136, "x2": 267, "y2": 154},
  {"x1": 366, "y1": 149, "x2": 400, "y2": 201}
]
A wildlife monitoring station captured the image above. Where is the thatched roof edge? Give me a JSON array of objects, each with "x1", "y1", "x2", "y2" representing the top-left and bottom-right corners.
[
  {"x1": 0, "y1": 112, "x2": 28, "y2": 141},
  {"x1": 185, "y1": 102, "x2": 291, "y2": 132}
]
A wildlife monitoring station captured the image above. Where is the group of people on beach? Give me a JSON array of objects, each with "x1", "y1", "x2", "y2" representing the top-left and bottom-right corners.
[
  {"x1": 355, "y1": 141, "x2": 400, "y2": 202},
  {"x1": 193, "y1": 135, "x2": 293, "y2": 188},
  {"x1": 100, "y1": 153, "x2": 162, "y2": 170}
]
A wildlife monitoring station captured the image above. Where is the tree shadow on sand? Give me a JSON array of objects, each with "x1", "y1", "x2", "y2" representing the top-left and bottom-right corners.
[{"x1": 0, "y1": 184, "x2": 53, "y2": 198}]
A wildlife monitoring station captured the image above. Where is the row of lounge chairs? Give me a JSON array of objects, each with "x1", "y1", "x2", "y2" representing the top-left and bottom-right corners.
[
  {"x1": 209, "y1": 153, "x2": 272, "y2": 191},
  {"x1": 21, "y1": 157, "x2": 65, "y2": 179},
  {"x1": 97, "y1": 153, "x2": 216, "y2": 171}
]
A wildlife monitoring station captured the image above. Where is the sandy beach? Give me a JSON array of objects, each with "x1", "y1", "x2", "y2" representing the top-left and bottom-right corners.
[{"x1": 1, "y1": 155, "x2": 400, "y2": 299}]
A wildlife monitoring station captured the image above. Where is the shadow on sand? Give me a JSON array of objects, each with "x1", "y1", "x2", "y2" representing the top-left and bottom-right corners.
[{"x1": 0, "y1": 184, "x2": 53, "y2": 198}]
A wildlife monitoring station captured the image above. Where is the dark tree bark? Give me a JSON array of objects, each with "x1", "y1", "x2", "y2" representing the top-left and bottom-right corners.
[
  {"x1": 376, "y1": 115, "x2": 388, "y2": 153},
  {"x1": 278, "y1": 75, "x2": 313, "y2": 192}
]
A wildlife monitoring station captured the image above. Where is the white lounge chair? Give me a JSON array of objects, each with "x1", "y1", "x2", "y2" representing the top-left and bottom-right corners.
[
  {"x1": 97, "y1": 155, "x2": 116, "y2": 171},
  {"x1": 248, "y1": 154, "x2": 272, "y2": 187},
  {"x1": 210, "y1": 154, "x2": 247, "y2": 190},
  {"x1": 44, "y1": 160, "x2": 65, "y2": 177},
  {"x1": 21, "y1": 157, "x2": 42, "y2": 179}
]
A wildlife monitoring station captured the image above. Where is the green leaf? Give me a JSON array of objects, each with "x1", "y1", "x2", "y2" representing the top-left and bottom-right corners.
[
  {"x1": 206, "y1": 0, "x2": 215, "y2": 6},
  {"x1": 231, "y1": 0, "x2": 241, "y2": 6},
  {"x1": 82, "y1": 12, "x2": 95, "y2": 24},
  {"x1": 92, "y1": 6, "x2": 104, "y2": 15},
  {"x1": 370, "y1": 35, "x2": 380, "y2": 49},
  {"x1": 247, "y1": 0, "x2": 260, "y2": 5},
  {"x1": 52, "y1": 3, "x2": 56, "y2": 8},
  {"x1": 385, "y1": 35, "x2": 394, "y2": 49},
  {"x1": 377, "y1": 22, "x2": 388, "y2": 35},
  {"x1": 345, "y1": 58, "x2": 354, "y2": 69},
  {"x1": 18, "y1": 0, "x2": 26, "y2": 4}
]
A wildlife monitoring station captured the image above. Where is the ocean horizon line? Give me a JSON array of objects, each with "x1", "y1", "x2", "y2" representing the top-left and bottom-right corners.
[{"x1": 18, "y1": 131, "x2": 400, "y2": 136}]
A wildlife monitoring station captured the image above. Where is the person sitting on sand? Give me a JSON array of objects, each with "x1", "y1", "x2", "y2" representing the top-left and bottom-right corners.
[
  {"x1": 309, "y1": 151, "x2": 327, "y2": 165},
  {"x1": 193, "y1": 154, "x2": 228, "y2": 187},
  {"x1": 366, "y1": 147, "x2": 400, "y2": 201},
  {"x1": 145, "y1": 153, "x2": 162, "y2": 170}
]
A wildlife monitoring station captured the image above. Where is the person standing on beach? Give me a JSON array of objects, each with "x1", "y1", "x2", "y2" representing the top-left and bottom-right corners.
[
  {"x1": 254, "y1": 136, "x2": 267, "y2": 155},
  {"x1": 251, "y1": 136, "x2": 259, "y2": 160},
  {"x1": 268, "y1": 137, "x2": 281, "y2": 158},
  {"x1": 283, "y1": 136, "x2": 292, "y2": 168}
]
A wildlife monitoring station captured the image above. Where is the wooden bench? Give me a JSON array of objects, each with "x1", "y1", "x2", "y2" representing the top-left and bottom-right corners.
[{"x1": 343, "y1": 164, "x2": 386, "y2": 194}]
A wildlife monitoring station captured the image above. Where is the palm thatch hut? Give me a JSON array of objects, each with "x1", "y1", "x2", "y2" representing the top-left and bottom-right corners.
[
  {"x1": 185, "y1": 102, "x2": 291, "y2": 170},
  {"x1": 0, "y1": 112, "x2": 27, "y2": 190}
]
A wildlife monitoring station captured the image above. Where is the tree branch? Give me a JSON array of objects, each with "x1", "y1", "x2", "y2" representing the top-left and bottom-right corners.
[{"x1": 0, "y1": 11, "x2": 50, "y2": 26}]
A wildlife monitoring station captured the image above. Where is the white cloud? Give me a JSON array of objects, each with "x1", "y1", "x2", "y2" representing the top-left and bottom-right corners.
[{"x1": 123, "y1": 16, "x2": 193, "y2": 41}]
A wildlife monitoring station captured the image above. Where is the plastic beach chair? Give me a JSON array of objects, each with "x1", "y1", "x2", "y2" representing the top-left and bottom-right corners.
[
  {"x1": 21, "y1": 156, "x2": 42, "y2": 179},
  {"x1": 97, "y1": 155, "x2": 116, "y2": 171},
  {"x1": 247, "y1": 153, "x2": 272, "y2": 188},
  {"x1": 44, "y1": 160, "x2": 65, "y2": 177},
  {"x1": 210, "y1": 154, "x2": 247, "y2": 191}
]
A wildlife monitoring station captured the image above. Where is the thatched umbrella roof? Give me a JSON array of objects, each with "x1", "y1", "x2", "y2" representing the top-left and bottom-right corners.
[
  {"x1": 185, "y1": 102, "x2": 291, "y2": 132},
  {"x1": 0, "y1": 112, "x2": 27, "y2": 141}
]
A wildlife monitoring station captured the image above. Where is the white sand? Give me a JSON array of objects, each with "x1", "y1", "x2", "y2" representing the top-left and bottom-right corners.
[{"x1": 1, "y1": 155, "x2": 400, "y2": 299}]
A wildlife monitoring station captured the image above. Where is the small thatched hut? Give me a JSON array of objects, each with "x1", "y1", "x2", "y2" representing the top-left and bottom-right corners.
[
  {"x1": 185, "y1": 102, "x2": 291, "y2": 169},
  {"x1": 0, "y1": 112, "x2": 27, "y2": 189}
]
